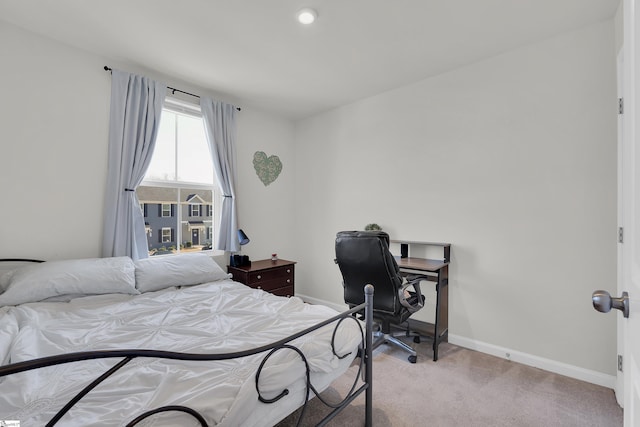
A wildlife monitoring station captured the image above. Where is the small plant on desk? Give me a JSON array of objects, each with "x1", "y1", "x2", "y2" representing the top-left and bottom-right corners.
[{"x1": 364, "y1": 223, "x2": 382, "y2": 231}]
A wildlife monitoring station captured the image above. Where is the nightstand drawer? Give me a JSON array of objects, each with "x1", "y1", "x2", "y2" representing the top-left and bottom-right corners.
[
  {"x1": 228, "y1": 259, "x2": 296, "y2": 297},
  {"x1": 251, "y1": 277, "x2": 292, "y2": 292},
  {"x1": 270, "y1": 286, "x2": 294, "y2": 298},
  {"x1": 248, "y1": 266, "x2": 293, "y2": 284}
]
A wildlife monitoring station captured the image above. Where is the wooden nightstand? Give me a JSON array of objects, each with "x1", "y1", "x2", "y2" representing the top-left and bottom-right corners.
[{"x1": 227, "y1": 259, "x2": 296, "y2": 297}]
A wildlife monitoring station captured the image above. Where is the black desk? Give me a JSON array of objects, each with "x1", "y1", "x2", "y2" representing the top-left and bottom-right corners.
[{"x1": 392, "y1": 241, "x2": 450, "y2": 361}]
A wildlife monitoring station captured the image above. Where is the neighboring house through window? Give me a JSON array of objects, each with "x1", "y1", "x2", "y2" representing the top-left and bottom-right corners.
[{"x1": 137, "y1": 97, "x2": 218, "y2": 256}]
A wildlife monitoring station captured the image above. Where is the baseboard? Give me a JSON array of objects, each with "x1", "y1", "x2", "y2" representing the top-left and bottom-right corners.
[
  {"x1": 296, "y1": 293, "x2": 617, "y2": 390},
  {"x1": 448, "y1": 334, "x2": 616, "y2": 390}
]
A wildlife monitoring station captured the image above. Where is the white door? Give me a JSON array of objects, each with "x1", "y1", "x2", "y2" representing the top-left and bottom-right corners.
[
  {"x1": 597, "y1": 1, "x2": 640, "y2": 423},
  {"x1": 622, "y1": 1, "x2": 640, "y2": 423}
]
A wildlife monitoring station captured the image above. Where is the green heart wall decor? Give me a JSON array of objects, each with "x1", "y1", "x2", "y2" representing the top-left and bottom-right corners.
[{"x1": 253, "y1": 151, "x2": 282, "y2": 186}]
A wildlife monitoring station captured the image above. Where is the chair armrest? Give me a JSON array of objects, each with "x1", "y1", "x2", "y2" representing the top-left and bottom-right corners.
[{"x1": 398, "y1": 275, "x2": 428, "y2": 313}]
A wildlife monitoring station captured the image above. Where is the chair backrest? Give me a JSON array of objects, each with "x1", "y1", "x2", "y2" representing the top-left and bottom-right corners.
[{"x1": 335, "y1": 230, "x2": 403, "y2": 314}]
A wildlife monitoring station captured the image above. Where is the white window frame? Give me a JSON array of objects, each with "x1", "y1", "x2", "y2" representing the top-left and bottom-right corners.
[
  {"x1": 161, "y1": 204, "x2": 172, "y2": 217},
  {"x1": 161, "y1": 227, "x2": 172, "y2": 243},
  {"x1": 141, "y1": 97, "x2": 222, "y2": 256}
]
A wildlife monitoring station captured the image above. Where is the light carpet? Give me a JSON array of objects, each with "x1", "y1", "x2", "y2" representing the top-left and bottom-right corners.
[{"x1": 276, "y1": 341, "x2": 623, "y2": 427}]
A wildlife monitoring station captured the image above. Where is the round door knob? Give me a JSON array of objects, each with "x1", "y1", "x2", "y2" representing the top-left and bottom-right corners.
[{"x1": 592, "y1": 290, "x2": 629, "y2": 318}]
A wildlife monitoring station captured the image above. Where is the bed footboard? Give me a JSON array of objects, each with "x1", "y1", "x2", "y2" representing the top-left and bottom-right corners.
[{"x1": 0, "y1": 285, "x2": 374, "y2": 427}]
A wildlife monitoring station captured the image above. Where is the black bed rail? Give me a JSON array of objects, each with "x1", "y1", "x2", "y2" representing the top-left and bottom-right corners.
[{"x1": 0, "y1": 284, "x2": 374, "y2": 427}]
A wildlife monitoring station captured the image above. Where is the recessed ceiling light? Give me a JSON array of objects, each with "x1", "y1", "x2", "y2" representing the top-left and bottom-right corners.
[{"x1": 297, "y1": 8, "x2": 317, "y2": 25}]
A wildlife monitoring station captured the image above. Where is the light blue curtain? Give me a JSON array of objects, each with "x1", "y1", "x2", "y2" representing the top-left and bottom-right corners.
[
  {"x1": 200, "y1": 97, "x2": 239, "y2": 252},
  {"x1": 102, "y1": 69, "x2": 166, "y2": 260}
]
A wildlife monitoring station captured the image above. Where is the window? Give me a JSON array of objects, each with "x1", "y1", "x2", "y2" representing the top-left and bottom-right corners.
[
  {"x1": 161, "y1": 227, "x2": 173, "y2": 243},
  {"x1": 138, "y1": 98, "x2": 218, "y2": 256}
]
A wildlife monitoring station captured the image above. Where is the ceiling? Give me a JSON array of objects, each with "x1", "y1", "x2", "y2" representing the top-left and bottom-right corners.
[{"x1": 0, "y1": 0, "x2": 620, "y2": 120}]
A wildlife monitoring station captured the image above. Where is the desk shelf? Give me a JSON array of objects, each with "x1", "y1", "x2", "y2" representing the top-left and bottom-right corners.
[
  {"x1": 391, "y1": 240, "x2": 451, "y2": 361},
  {"x1": 391, "y1": 240, "x2": 451, "y2": 263}
]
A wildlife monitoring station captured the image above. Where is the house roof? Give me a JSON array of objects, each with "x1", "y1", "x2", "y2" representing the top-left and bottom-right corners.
[
  {"x1": 186, "y1": 194, "x2": 206, "y2": 204},
  {"x1": 137, "y1": 186, "x2": 212, "y2": 204}
]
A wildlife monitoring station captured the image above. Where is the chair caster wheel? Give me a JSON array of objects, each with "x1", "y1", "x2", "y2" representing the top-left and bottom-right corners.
[
  {"x1": 408, "y1": 355, "x2": 417, "y2": 364},
  {"x1": 413, "y1": 336, "x2": 421, "y2": 343}
]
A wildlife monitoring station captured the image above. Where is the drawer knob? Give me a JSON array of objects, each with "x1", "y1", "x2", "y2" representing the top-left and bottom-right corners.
[
  {"x1": 257, "y1": 275, "x2": 262, "y2": 280},
  {"x1": 286, "y1": 269, "x2": 291, "y2": 273},
  {"x1": 257, "y1": 286, "x2": 262, "y2": 289},
  {"x1": 287, "y1": 279, "x2": 291, "y2": 283}
]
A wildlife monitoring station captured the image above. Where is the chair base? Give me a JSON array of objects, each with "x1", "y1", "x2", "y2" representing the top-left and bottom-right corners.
[{"x1": 372, "y1": 330, "x2": 419, "y2": 363}]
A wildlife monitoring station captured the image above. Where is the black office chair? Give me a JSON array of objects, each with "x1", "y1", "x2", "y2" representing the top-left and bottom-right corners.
[{"x1": 335, "y1": 230, "x2": 428, "y2": 363}]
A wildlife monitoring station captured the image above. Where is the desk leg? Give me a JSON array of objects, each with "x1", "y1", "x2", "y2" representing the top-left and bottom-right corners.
[{"x1": 433, "y1": 266, "x2": 449, "y2": 361}]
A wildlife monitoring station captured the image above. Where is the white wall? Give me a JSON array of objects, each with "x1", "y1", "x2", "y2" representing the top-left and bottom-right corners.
[
  {"x1": 0, "y1": 21, "x2": 109, "y2": 259},
  {"x1": 294, "y1": 20, "x2": 618, "y2": 376},
  {"x1": 235, "y1": 109, "x2": 297, "y2": 261},
  {"x1": 0, "y1": 21, "x2": 296, "y2": 263}
]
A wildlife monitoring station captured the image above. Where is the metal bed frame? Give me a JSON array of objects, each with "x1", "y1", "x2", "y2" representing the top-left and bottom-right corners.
[{"x1": 0, "y1": 258, "x2": 374, "y2": 427}]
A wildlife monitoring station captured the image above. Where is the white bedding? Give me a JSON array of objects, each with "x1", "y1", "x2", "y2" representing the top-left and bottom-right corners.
[{"x1": 0, "y1": 279, "x2": 362, "y2": 426}]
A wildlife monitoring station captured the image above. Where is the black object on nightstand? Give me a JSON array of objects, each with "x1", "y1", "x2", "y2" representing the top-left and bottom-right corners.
[{"x1": 228, "y1": 259, "x2": 296, "y2": 297}]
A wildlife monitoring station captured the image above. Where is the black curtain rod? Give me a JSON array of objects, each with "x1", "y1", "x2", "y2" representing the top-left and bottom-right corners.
[{"x1": 104, "y1": 66, "x2": 240, "y2": 111}]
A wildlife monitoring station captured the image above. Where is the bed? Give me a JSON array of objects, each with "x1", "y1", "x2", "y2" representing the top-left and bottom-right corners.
[{"x1": 0, "y1": 254, "x2": 373, "y2": 426}]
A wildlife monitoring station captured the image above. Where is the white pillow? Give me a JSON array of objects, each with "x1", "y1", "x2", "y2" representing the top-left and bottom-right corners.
[
  {"x1": 134, "y1": 252, "x2": 231, "y2": 293},
  {"x1": 0, "y1": 257, "x2": 138, "y2": 306},
  {"x1": 0, "y1": 260, "x2": 43, "y2": 293},
  {"x1": 0, "y1": 271, "x2": 13, "y2": 293}
]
